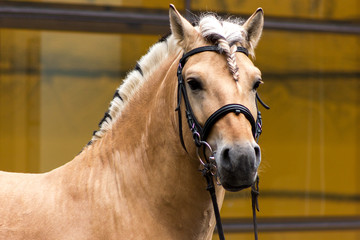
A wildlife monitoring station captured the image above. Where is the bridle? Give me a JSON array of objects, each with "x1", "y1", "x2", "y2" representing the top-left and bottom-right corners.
[{"x1": 175, "y1": 45, "x2": 269, "y2": 240}]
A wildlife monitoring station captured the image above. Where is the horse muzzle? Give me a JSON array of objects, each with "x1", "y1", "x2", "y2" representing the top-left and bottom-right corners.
[{"x1": 216, "y1": 142, "x2": 261, "y2": 192}]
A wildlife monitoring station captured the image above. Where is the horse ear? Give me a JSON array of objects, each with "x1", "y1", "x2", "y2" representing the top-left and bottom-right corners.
[
  {"x1": 169, "y1": 4, "x2": 198, "y2": 50},
  {"x1": 242, "y1": 8, "x2": 264, "y2": 50}
]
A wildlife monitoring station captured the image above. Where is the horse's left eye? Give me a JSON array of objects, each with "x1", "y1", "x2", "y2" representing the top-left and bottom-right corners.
[
  {"x1": 253, "y1": 80, "x2": 263, "y2": 90},
  {"x1": 187, "y1": 78, "x2": 203, "y2": 91}
]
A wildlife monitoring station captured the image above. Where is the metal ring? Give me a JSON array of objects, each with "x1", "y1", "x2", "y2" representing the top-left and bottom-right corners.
[
  {"x1": 199, "y1": 140, "x2": 213, "y2": 153},
  {"x1": 196, "y1": 140, "x2": 216, "y2": 168}
]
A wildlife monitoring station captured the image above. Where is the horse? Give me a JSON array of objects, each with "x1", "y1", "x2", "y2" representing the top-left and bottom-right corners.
[{"x1": 0, "y1": 5, "x2": 265, "y2": 240}]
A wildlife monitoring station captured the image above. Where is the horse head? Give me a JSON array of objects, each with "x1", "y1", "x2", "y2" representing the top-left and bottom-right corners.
[{"x1": 170, "y1": 5, "x2": 264, "y2": 192}]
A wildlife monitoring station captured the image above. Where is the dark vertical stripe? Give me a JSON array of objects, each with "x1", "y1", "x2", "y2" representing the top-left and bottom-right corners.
[{"x1": 134, "y1": 63, "x2": 143, "y2": 76}]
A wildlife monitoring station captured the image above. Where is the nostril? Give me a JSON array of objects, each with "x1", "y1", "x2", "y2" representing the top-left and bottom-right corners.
[
  {"x1": 222, "y1": 148, "x2": 230, "y2": 160},
  {"x1": 254, "y1": 145, "x2": 261, "y2": 159},
  {"x1": 221, "y1": 148, "x2": 231, "y2": 167}
]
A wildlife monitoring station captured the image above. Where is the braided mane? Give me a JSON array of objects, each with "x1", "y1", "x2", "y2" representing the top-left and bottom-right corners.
[
  {"x1": 88, "y1": 14, "x2": 253, "y2": 146},
  {"x1": 198, "y1": 14, "x2": 253, "y2": 80}
]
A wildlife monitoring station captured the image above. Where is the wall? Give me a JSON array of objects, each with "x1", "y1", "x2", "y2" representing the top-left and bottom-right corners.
[{"x1": 0, "y1": 0, "x2": 359, "y2": 239}]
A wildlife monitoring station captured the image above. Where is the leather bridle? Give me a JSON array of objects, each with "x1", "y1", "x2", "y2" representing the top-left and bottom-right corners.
[{"x1": 175, "y1": 45, "x2": 269, "y2": 240}]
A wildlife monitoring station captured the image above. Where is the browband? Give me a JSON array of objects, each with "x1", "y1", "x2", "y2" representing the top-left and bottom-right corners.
[{"x1": 179, "y1": 46, "x2": 248, "y2": 68}]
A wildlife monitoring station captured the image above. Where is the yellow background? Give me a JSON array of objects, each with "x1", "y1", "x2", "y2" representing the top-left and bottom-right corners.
[{"x1": 0, "y1": 0, "x2": 359, "y2": 239}]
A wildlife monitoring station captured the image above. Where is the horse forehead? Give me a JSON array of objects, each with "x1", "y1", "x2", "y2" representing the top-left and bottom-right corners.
[
  {"x1": 188, "y1": 51, "x2": 259, "y2": 77},
  {"x1": 184, "y1": 51, "x2": 260, "y2": 90},
  {"x1": 236, "y1": 53, "x2": 261, "y2": 77},
  {"x1": 190, "y1": 51, "x2": 226, "y2": 67},
  {"x1": 185, "y1": 53, "x2": 230, "y2": 77}
]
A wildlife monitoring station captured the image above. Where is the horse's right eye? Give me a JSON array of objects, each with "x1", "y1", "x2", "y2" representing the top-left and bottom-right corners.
[{"x1": 187, "y1": 78, "x2": 203, "y2": 91}]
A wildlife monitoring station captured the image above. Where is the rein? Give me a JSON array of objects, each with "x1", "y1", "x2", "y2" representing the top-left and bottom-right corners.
[{"x1": 175, "y1": 45, "x2": 269, "y2": 240}]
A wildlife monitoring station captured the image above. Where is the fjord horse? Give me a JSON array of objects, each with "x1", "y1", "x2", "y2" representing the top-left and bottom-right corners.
[{"x1": 0, "y1": 5, "x2": 264, "y2": 240}]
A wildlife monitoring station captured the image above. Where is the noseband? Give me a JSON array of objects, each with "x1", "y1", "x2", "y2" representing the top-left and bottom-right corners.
[{"x1": 175, "y1": 45, "x2": 269, "y2": 240}]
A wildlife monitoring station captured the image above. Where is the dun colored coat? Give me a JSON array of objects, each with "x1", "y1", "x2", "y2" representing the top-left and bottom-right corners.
[{"x1": 0, "y1": 5, "x2": 264, "y2": 240}]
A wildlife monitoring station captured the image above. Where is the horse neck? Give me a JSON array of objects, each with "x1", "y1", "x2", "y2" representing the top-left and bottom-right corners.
[{"x1": 75, "y1": 50, "x2": 225, "y2": 238}]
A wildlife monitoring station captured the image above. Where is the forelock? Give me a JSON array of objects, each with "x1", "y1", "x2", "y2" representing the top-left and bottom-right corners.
[
  {"x1": 198, "y1": 15, "x2": 251, "y2": 80},
  {"x1": 198, "y1": 15, "x2": 247, "y2": 48}
]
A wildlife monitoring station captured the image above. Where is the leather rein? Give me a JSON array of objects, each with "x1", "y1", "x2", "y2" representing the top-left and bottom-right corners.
[{"x1": 175, "y1": 45, "x2": 269, "y2": 240}]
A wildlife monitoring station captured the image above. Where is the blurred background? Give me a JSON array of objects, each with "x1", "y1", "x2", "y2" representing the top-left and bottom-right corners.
[{"x1": 0, "y1": 0, "x2": 359, "y2": 239}]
